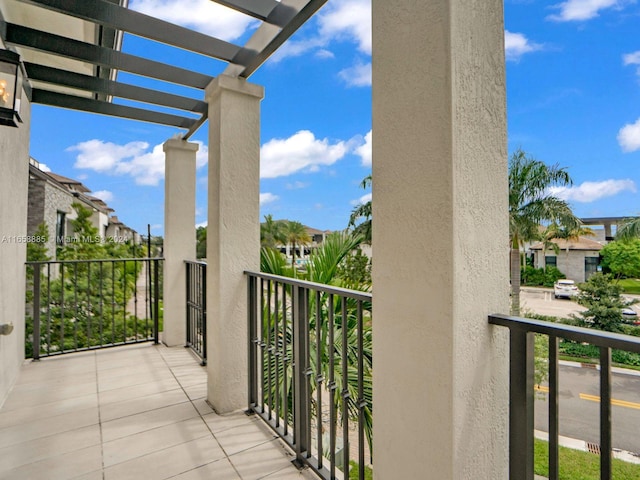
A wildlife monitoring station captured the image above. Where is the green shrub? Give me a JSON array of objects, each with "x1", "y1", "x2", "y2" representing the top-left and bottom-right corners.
[{"x1": 521, "y1": 266, "x2": 565, "y2": 287}]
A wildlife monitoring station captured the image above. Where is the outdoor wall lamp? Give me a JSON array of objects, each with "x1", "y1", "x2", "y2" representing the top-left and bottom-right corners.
[{"x1": 0, "y1": 49, "x2": 23, "y2": 127}]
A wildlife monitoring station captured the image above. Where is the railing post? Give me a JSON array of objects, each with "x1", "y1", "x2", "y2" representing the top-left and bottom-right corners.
[
  {"x1": 185, "y1": 262, "x2": 191, "y2": 348},
  {"x1": 247, "y1": 275, "x2": 258, "y2": 410},
  {"x1": 201, "y1": 263, "x2": 207, "y2": 365},
  {"x1": 509, "y1": 327, "x2": 534, "y2": 480},
  {"x1": 293, "y1": 284, "x2": 310, "y2": 464},
  {"x1": 153, "y1": 259, "x2": 159, "y2": 344},
  {"x1": 32, "y1": 263, "x2": 41, "y2": 361},
  {"x1": 600, "y1": 347, "x2": 612, "y2": 480}
]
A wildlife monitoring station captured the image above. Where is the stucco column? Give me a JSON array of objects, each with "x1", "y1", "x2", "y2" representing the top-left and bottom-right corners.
[
  {"x1": 371, "y1": 1, "x2": 509, "y2": 479},
  {"x1": 205, "y1": 75, "x2": 264, "y2": 413},
  {"x1": 163, "y1": 138, "x2": 198, "y2": 346}
]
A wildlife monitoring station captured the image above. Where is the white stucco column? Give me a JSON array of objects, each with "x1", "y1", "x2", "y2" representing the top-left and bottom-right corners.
[
  {"x1": 163, "y1": 138, "x2": 198, "y2": 346},
  {"x1": 205, "y1": 75, "x2": 264, "y2": 413},
  {"x1": 371, "y1": 1, "x2": 509, "y2": 479}
]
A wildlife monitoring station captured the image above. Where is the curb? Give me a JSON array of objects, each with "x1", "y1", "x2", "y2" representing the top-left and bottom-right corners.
[
  {"x1": 534, "y1": 430, "x2": 640, "y2": 465},
  {"x1": 559, "y1": 359, "x2": 640, "y2": 377}
]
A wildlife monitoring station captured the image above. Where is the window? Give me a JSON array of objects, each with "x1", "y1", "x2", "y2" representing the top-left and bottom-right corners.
[
  {"x1": 585, "y1": 257, "x2": 599, "y2": 280},
  {"x1": 56, "y1": 211, "x2": 65, "y2": 245},
  {"x1": 545, "y1": 256, "x2": 557, "y2": 268}
]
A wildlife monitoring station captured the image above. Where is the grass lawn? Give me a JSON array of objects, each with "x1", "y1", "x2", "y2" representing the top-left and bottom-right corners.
[
  {"x1": 617, "y1": 278, "x2": 640, "y2": 294},
  {"x1": 534, "y1": 438, "x2": 640, "y2": 480}
]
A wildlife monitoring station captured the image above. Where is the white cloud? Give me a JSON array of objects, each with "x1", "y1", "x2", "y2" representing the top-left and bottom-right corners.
[
  {"x1": 338, "y1": 62, "x2": 372, "y2": 87},
  {"x1": 38, "y1": 163, "x2": 51, "y2": 172},
  {"x1": 351, "y1": 192, "x2": 372, "y2": 206},
  {"x1": 505, "y1": 31, "x2": 543, "y2": 61},
  {"x1": 69, "y1": 139, "x2": 208, "y2": 186},
  {"x1": 196, "y1": 221, "x2": 207, "y2": 228},
  {"x1": 286, "y1": 181, "x2": 309, "y2": 190},
  {"x1": 355, "y1": 130, "x2": 372, "y2": 167},
  {"x1": 260, "y1": 130, "x2": 349, "y2": 178},
  {"x1": 623, "y1": 50, "x2": 640, "y2": 77},
  {"x1": 547, "y1": 0, "x2": 629, "y2": 22},
  {"x1": 69, "y1": 140, "x2": 148, "y2": 173},
  {"x1": 260, "y1": 193, "x2": 279, "y2": 206},
  {"x1": 618, "y1": 118, "x2": 640, "y2": 152},
  {"x1": 129, "y1": 0, "x2": 255, "y2": 41},
  {"x1": 623, "y1": 51, "x2": 640, "y2": 66},
  {"x1": 92, "y1": 190, "x2": 114, "y2": 202},
  {"x1": 269, "y1": 0, "x2": 370, "y2": 69},
  {"x1": 549, "y1": 179, "x2": 636, "y2": 202},
  {"x1": 318, "y1": 0, "x2": 371, "y2": 55}
]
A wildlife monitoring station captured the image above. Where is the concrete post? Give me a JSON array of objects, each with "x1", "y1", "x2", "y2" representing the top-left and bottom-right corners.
[
  {"x1": 163, "y1": 138, "x2": 198, "y2": 347},
  {"x1": 371, "y1": 1, "x2": 509, "y2": 478},
  {"x1": 205, "y1": 75, "x2": 264, "y2": 413}
]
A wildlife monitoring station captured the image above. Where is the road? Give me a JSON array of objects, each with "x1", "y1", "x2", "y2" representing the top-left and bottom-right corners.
[
  {"x1": 520, "y1": 288, "x2": 640, "y2": 454},
  {"x1": 535, "y1": 365, "x2": 640, "y2": 454}
]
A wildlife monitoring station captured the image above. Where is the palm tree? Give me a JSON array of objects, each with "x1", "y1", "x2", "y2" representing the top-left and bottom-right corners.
[
  {"x1": 260, "y1": 214, "x2": 287, "y2": 249},
  {"x1": 548, "y1": 222, "x2": 595, "y2": 264},
  {"x1": 509, "y1": 149, "x2": 579, "y2": 315},
  {"x1": 616, "y1": 217, "x2": 640, "y2": 242},
  {"x1": 348, "y1": 175, "x2": 372, "y2": 244},
  {"x1": 283, "y1": 220, "x2": 311, "y2": 268}
]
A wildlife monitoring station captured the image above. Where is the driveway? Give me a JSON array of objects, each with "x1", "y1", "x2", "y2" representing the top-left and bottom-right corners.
[{"x1": 520, "y1": 287, "x2": 586, "y2": 319}]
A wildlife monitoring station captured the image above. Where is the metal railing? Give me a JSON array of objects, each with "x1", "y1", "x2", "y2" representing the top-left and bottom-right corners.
[
  {"x1": 246, "y1": 271, "x2": 372, "y2": 480},
  {"x1": 489, "y1": 314, "x2": 640, "y2": 480},
  {"x1": 185, "y1": 260, "x2": 207, "y2": 364},
  {"x1": 26, "y1": 258, "x2": 162, "y2": 359}
]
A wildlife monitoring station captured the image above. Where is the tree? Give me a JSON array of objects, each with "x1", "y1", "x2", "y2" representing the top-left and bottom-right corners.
[
  {"x1": 573, "y1": 273, "x2": 636, "y2": 333},
  {"x1": 58, "y1": 203, "x2": 107, "y2": 260},
  {"x1": 259, "y1": 231, "x2": 372, "y2": 454},
  {"x1": 615, "y1": 216, "x2": 640, "y2": 241},
  {"x1": 260, "y1": 214, "x2": 287, "y2": 249},
  {"x1": 348, "y1": 175, "x2": 372, "y2": 244},
  {"x1": 196, "y1": 226, "x2": 207, "y2": 259},
  {"x1": 283, "y1": 220, "x2": 311, "y2": 268},
  {"x1": 509, "y1": 149, "x2": 579, "y2": 315},
  {"x1": 600, "y1": 239, "x2": 640, "y2": 279}
]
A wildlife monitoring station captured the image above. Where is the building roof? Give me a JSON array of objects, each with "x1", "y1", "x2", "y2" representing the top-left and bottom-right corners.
[
  {"x1": 47, "y1": 172, "x2": 91, "y2": 193},
  {"x1": 530, "y1": 236, "x2": 604, "y2": 251}
]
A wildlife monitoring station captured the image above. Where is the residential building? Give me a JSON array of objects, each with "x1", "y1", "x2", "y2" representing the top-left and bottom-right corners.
[
  {"x1": 27, "y1": 159, "x2": 139, "y2": 259},
  {"x1": 530, "y1": 236, "x2": 604, "y2": 282}
]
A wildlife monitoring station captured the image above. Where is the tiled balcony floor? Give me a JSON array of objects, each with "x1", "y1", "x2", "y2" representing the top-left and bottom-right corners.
[{"x1": 0, "y1": 343, "x2": 319, "y2": 480}]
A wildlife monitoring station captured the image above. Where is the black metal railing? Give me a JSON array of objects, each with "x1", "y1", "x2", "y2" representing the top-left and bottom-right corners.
[
  {"x1": 185, "y1": 260, "x2": 207, "y2": 364},
  {"x1": 489, "y1": 314, "x2": 640, "y2": 480},
  {"x1": 246, "y1": 271, "x2": 372, "y2": 480},
  {"x1": 26, "y1": 258, "x2": 162, "y2": 359}
]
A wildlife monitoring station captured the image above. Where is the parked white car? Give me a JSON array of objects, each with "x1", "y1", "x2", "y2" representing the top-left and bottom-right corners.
[{"x1": 554, "y1": 279, "x2": 579, "y2": 299}]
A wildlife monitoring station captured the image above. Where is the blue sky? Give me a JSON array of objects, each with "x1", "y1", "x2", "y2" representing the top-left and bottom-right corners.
[{"x1": 29, "y1": 0, "x2": 640, "y2": 236}]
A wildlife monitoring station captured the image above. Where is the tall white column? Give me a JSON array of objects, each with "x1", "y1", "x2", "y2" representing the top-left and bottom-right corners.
[
  {"x1": 371, "y1": 1, "x2": 509, "y2": 479},
  {"x1": 206, "y1": 75, "x2": 264, "y2": 413},
  {"x1": 163, "y1": 138, "x2": 198, "y2": 346}
]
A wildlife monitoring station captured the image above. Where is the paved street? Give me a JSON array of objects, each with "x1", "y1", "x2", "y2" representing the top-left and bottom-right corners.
[
  {"x1": 521, "y1": 287, "x2": 640, "y2": 456},
  {"x1": 535, "y1": 364, "x2": 640, "y2": 455}
]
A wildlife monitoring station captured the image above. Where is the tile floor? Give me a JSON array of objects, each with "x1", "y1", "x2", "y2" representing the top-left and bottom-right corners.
[{"x1": 0, "y1": 343, "x2": 320, "y2": 480}]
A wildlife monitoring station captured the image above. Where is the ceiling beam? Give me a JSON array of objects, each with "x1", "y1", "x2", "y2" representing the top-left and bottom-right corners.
[
  {"x1": 225, "y1": 0, "x2": 329, "y2": 78},
  {"x1": 211, "y1": 0, "x2": 279, "y2": 22},
  {"x1": 32, "y1": 89, "x2": 198, "y2": 129},
  {"x1": 25, "y1": 63, "x2": 207, "y2": 113},
  {"x1": 1, "y1": 22, "x2": 214, "y2": 89},
  {"x1": 16, "y1": 0, "x2": 243, "y2": 62}
]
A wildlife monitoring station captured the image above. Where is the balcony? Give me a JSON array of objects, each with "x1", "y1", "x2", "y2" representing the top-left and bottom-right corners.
[
  {"x1": 7, "y1": 260, "x2": 640, "y2": 480},
  {"x1": 0, "y1": 342, "x2": 318, "y2": 480}
]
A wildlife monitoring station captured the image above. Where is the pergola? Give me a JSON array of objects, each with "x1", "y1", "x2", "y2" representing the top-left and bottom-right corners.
[{"x1": 0, "y1": 0, "x2": 327, "y2": 136}]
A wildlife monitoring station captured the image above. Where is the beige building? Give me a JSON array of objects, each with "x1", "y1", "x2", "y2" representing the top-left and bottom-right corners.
[
  {"x1": 530, "y1": 236, "x2": 603, "y2": 283},
  {"x1": 27, "y1": 159, "x2": 139, "y2": 259}
]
